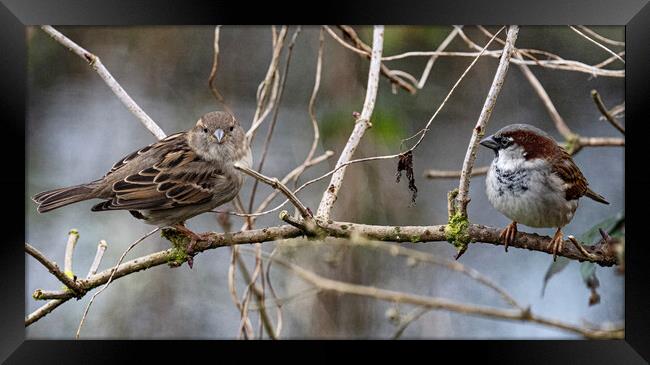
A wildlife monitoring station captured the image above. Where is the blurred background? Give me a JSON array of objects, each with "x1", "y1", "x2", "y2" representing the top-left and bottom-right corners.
[{"x1": 25, "y1": 25, "x2": 624, "y2": 339}]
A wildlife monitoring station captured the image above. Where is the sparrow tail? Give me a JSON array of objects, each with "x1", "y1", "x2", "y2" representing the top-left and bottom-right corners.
[
  {"x1": 585, "y1": 188, "x2": 609, "y2": 205},
  {"x1": 32, "y1": 184, "x2": 96, "y2": 213}
]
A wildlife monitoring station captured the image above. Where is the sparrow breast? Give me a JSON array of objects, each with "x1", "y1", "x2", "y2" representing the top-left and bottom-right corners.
[{"x1": 486, "y1": 153, "x2": 578, "y2": 228}]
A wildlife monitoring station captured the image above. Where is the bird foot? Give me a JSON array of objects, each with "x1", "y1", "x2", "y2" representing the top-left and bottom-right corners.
[
  {"x1": 548, "y1": 229, "x2": 564, "y2": 262},
  {"x1": 498, "y1": 221, "x2": 518, "y2": 252},
  {"x1": 171, "y1": 223, "x2": 211, "y2": 269}
]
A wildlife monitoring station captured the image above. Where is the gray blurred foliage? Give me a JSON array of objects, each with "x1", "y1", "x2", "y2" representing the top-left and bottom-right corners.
[{"x1": 26, "y1": 25, "x2": 624, "y2": 339}]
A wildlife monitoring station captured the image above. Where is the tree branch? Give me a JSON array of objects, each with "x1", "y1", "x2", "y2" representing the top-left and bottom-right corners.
[
  {"x1": 263, "y1": 251, "x2": 622, "y2": 339},
  {"x1": 24, "y1": 217, "x2": 619, "y2": 327},
  {"x1": 25, "y1": 242, "x2": 81, "y2": 294},
  {"x1": 316, "y1": 25, "x2": 384, "y2": 219},
  {"x1": 326, "y1": 25, "x2": 416, "y2": 94},
  {"x1": 591, "y1": 90, "x2": 625, "y2": 134},
  {"x1": 455, "y1": 25, "x2": 519, "y2": 216},
  {"x1": 40, "y1": 26, "x2": 167, "y2": 140},
  {"x1": 234, "y1": 163, "x2": 312, "y2": 219}
]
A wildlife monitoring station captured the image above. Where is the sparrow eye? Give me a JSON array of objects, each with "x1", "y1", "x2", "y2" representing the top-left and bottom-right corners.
[
  {"x1": 229, "y1": 126, "x2": 234, "y2": 132},
  {"x1": 203, "y1": 128, "x2": 208, "y2": 133},
  {"x1": 499, "y1": 136, "x2": 513, "y2": 148}
]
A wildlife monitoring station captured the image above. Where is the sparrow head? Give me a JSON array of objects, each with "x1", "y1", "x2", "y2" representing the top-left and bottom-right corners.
[
  {"x1": 480, "y1": 123, "x2": 559, "y2": 161},
  {"x1": 188, "y1": 111, "x2": 248, "y2": 162}
]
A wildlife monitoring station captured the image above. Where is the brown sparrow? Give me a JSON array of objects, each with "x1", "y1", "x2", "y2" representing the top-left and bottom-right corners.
[
  {"x1": 33, "y1": 111, "x2": 252, "y2": 236},
  {"x1": 480, "y1": 124, "x2": 608, "y2": 260}
]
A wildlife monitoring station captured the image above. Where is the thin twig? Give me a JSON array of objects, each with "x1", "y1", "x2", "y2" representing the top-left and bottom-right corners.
[
  {"x1": 241, "y1": 27, "x2": 507, "y2": 219},
  {"x1": 86, "y1": 240, "x2": 108, "y2": 278},
  {"x1": 454, "y1": 26, "x2": 623, "y2": 78},
  {"x1": 316, "y1": 25, "x2": 384, "y2": 219},
  {"x1": 325, "y1": 26, "x2": 416, "y2": 94},
  {"x1": 416, "y1": 27, "x2": 460, "y2": 89},
  {"x1": 263, "y1": 252, "x2": 622, "y2": 339},
  {"x1": 569, "y1": 26, "x2": 625, "y2": 64},
  {"x1": 40, "y1": 26, "x2": 166, "y2": 139},
  {"x1": 516, "y1": 54, "x2": 575, "y2": 140},
  {"x1": 75, "y1": 228, "x2": 160, "y2": 338},
  {"x1": 456, "y1": 25, "x2": 519, "y2": 216},
  {"x1": 64, "y1": 229, "x2": 79, "y2": 279},
  {"x1": 424, "y1": 166, "x2": 489, "y2": 179},
  {"x1": 304, "y1": 28, "x2": 324, "y2": 165},
  {"x1": 247, "y1": 27, "x2": 302, "y2": 217},
  {"x1": 568, "y1": 235, "x2": 598, "y2": 261},
  {"x1": 591, "y1": 90, "x2": 625, "y2": 134},
  {"x1": 207, "y1": 25, "x2": 233, "y2": 115},
  {"x1": 392, "y1": 307, "x2": 430, "y2": 339},
  {"x1": 577, "y1": 26, "x2": 625, "y2": 47},
  {"x1": 234, "y1": 163, "x2": 312, "y2": 219},
  {"x1": 247, "y1": 26, "x2": 288, "y2": 142}
]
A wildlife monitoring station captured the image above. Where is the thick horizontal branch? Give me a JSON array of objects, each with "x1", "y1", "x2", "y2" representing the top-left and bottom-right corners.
[{"x1": 25, "y1": 218, "x2": 619, "y2": 326}]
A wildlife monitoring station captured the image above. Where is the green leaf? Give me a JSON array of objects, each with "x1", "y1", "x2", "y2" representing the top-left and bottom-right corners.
[
  {"x1": 540, "y1": 211, "x2": 624, "y2": 296},
  {"x1": 577, "y1": 211, "x2": 624, "y2": 246},
  {"x1": 541, "y1": 257, "x2": 570, "y2": 296}
]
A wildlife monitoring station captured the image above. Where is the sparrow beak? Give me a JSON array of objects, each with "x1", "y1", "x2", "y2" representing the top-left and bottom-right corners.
[
  {"x1": 479, "y1": 135, "x2": 499, "y2": 151},
  {"x1": 214, "y1": 128, "x2": 225, "y2": 143}
]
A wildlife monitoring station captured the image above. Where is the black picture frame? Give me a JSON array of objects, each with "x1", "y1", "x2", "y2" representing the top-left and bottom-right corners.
[{"x1": 2, "y1": 0, "x2": 647, "y2": 363}]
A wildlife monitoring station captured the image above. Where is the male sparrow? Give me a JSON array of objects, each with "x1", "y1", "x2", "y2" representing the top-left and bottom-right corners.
[
  {"x1": 33, "y1": 111, "x2": 252, "y2": 237},
  {"x1": 480, "y1": 124, "x2": 608, "y2": 260}
]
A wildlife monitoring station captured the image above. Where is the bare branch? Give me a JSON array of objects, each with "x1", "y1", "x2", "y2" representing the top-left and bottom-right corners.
[
  {"x1": 207, "y1": 25, "x2": 234, "y2": 115},
  {"x1": 241, "y1": 27, "x2": 507, "y2": 218},
  {"x1": 456, "y1": 26, "x2": 519, "y2": 216},
  {"x1": 247, "y1": 27, "x2": 302, "y2": 217},
  {"x1": 63, "y1": 229, "x2": 79, "y2": 279},
  {"x1": 455, "y1": 26, "x2": 623, "y2": 78},
  {"x1": 86, "y1": 240, "x2": 108, "y2": 278},
  {"x1": 577, "y1": 26, "x2": 625, "y2": 47},
  {"x1": 424, "y1": 166, "x2": 489, "y2": 179},
  {"x1": 24, "y1": 217, "x2": 620, "y2": 327},
  {"x1": 264, "y1": 252, "x2": 622, "y2": 339},
  {"x1": 32, "y1": 289, "x2": 71, "y2": 300},
  {"x1": 75, "y1": 228, "x2": 160, "y2": 338},
  {"x1": 335, "y1": 25, "x2": 417, "y2": 94},
  {"x1": 304, "y1": 28, "x2": 324, "y2": 165},
  {"x1": 40, "y1": 26, "x2": 167, "y2": 140},
  {"x1": 578, "y1": 136, "x2": 625, "y2": 147},
  {"x1": 569, "y1": 26, "x2": 625, "y2": 64},
  {"x1": 516, "y1": 54, "x2": 575, "y2": 140},
  {"x1": 316, "y1": 25, "x2": 384, "y2": 219},
  {"x1": 234, "y1": 163, "x2": 312, "y2": 219},
  {"x1": 591, "y1": 90, "x2": 625, "y2": 134},
  {"x1": 25, "y1": 299, "x2": 65, "y2": 327},
  {"x1": 246, "y1": 26, "x2": 288, "y2": 142},
  {"x1": 25, "y1": 242, "x2": 81, "y2": 294},
  {"x1": 416, "y1": 27, "x2": 460, "y2": 89}
]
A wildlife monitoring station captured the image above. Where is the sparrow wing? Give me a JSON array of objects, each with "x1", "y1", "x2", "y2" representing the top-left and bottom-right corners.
[
  {"x1": 552, "y1": 149, "x2": 608, "y2": 203},
  {"x1": 92, "y1": 138, "x2": 226, "y2": 212},
  {"x1": 104, "y1": 132, "x2": 186, "y2": 177}
]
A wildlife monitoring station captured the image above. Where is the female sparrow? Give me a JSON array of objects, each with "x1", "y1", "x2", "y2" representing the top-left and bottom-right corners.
[
  {"x1": 479, "y1": 124, "x2": 608, "y2": 260},
  {"x1": 33, "y1": 111, "x2": 252, "y2": 237}
]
